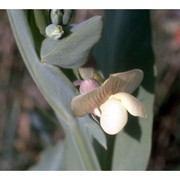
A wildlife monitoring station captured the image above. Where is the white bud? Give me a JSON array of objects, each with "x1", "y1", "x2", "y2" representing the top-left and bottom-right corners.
[{"x1": 45, "y1": 24, "x2": 64, "y2": 40}]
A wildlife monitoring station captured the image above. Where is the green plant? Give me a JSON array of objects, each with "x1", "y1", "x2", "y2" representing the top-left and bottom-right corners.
[{"x1": 7, "y1": 9, "x2": 155, "y2": 170}]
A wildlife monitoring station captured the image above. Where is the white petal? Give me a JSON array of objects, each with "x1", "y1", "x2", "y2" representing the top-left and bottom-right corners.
[
  {"x1": 100, "y1": 98, "x2": 128, "y2": 135},
  {"x1": 110, "y1": 92, "x2": 147, "y2": 118},
  {"x1": 93, "y1": 108, "x2": 101, "y2": 117}
]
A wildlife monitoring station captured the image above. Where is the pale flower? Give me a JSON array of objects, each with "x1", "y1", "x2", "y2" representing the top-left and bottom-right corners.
[
  {"x1": 71, "y1": 68, "x2": 147, "y2": 135},
  {"x1": 99, "y1": 92, "x2": 146, "y2": 135}
]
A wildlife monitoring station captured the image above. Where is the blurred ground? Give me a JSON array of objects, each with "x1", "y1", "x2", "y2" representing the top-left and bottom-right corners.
[{"x1": 0, "y1": 10, "x2": 180, "y2": 170}]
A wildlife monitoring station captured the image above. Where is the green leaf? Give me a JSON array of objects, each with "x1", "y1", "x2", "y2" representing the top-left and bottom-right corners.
[
  {"x1": 7, "y1": 10, "x2": 101, "y2": 170},
  {"x1": 34, "y1": 10, "x2": 49, "y2": 36},
  {"x1": 29, "y1": 141, "x2": 65, "y2": 170},
  {"x1": 40, "y1": 16, "x2": 103, "y2": 68},
  {"x1": 94, "y1": 10, "x2": 155, "y2": 170},
  {"x1": 84, "y1": 117, "x2": 107, "y2": 149}
]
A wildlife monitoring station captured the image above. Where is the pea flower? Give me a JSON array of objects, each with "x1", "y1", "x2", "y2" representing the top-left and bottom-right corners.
[{"x1": 71, "y1": 68, "x2": 147, "y2": 135}]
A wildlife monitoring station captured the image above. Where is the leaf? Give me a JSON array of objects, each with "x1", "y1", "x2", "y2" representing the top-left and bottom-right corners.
[
  {"x1": 29, "y1": 141, "x2": 65, "y2": 170},
  {"x1": 85, "y1": 117, "x2": 107, "y2": 149},
  {"x1": 93, "y1": 10, "x2": 155, "y2": 170},
  {"x1": 40, "y1": 16, "x2": 103, "y2": 68},
  {"x1": 7, "y1": 10, "x2": 101, "y2": 170},
  {"x1": 63, "y1": 128, "x2": 100, "y2": 170},
  {"x1": 34, "y1": 10, "x2": 49, "y2": 36}
]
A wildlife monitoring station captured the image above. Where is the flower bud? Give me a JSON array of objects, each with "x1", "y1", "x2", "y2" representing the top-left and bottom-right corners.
[
  {"x1": 79, "y1": 78, "x2": 100, "y2": 94},
  {"x1": 45, "y1": 24, "x2": 64, "y2": 40},
  {"x1": 50, "y1": 9, "x2": 63, "y2": 25}
]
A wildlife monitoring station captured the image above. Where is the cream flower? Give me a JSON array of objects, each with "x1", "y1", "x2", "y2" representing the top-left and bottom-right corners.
[
  {"x1": 99, "y1": 92, "x2": 146, "y2": 135},
  {"x1": 71, "y1": 69, "x2": 147, "y2": 135}
]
